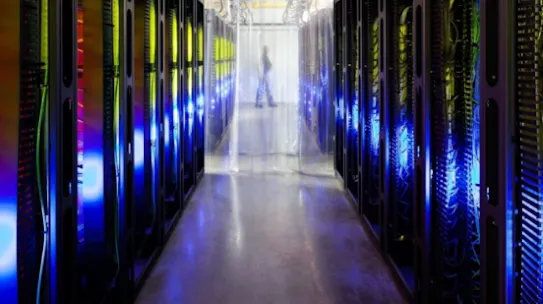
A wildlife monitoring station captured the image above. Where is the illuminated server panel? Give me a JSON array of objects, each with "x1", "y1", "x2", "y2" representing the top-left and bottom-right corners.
[
  {"x1": 412, "y1": 0, "x2": 482, "y2": 302},
  {"x1": 163, "y1": 0, "x2": 183, "y2": 241},
  {"x1": 360, "y1": 0, "x2": 381, "y2": 240},
  {"x1": 333, "y1": 0, "x2": 345, "y2": 180},
  {"x1": 183, "y1": 0, "x2": 196, "y2": 197},
  {"x1": 224, "y1": 25, "x2": 236, "y2": 131},
  {"x1": 195, "y1": 0, "x2": 205, "y2": 178},
  {"x1": 77, "y1": 0, "x2": 135, "y2": 302},
  {"x1": 344, "y1": 0, "x2": 361, "y2": 206},
  {"x1": 0, "y1": 0, "x2": 78, "y2": 303},
  {"x1": 205, "y1": 11, "x2": 236, "y2": 151},
  {"x1": 133, "y1": 0, "x2": 163, "y2": 295},
  {"x1": 378, "y1": 0, "x2": 416, "y2": 296}
]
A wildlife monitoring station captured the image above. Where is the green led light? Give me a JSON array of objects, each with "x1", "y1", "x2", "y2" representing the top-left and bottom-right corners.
[
  {"x1": 172, "y1": 12, "x2": 178, "y2": 101},
  {"x1": 172, "y1": 12, "x2": 178, "y2": 62},
  {"x1": 187, "y1": 20, "x2": 193, "y2": 62},
  {"x1": 150, "y1": 0, "x2": 157, "y2": 136},
  {"x1": 198, "y1": 26, "x2": 203, "y2": 61}
]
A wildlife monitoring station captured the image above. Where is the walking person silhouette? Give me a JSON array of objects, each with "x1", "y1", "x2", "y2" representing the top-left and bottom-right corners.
[{"x1": 256, "y1": 45, "x2": 277, "y2": 108}]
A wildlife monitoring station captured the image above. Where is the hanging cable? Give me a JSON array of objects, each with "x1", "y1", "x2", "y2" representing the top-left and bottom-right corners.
[{"x1": 36, "y1": 0, "x2": 49, "y2": 302}]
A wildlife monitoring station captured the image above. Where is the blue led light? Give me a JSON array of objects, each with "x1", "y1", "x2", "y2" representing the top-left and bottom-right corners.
[
  {"x1": 0, "y1": 205, "x2": 16, "y2": 303},
  {"x1": 336, "y1": 96, "x2": 344, "y2": 119},
  {"x1": 352, "y1": 103, "x2": 359, "y2": 132},
  {"x1": 187, "y1": 100, "x2": 195, "y2": 136},
  {"x1": 472, "y1": 49, "x2": 481, "y2": 211},
  {"x1": 197, "y1": 94, "x2": 204, "y2": 123},
  {"x1": 371, "y1": 97, "x2": 380, "y2": 153},
  {"x1": 134, "y1": 128, "x2": 144, "y2": 169},
  {"x1": 398, "y1": 124, "x2": 409, "y2": 169},
  {"x1": 82, "y1": 153, "x2": 104, "y2": 204},
  {"x1": 164, "y1": 116, "x2": 171, "y2": 147},
  {"x1": 0, "y1": 207, "x2": 16, "y2": 275}
]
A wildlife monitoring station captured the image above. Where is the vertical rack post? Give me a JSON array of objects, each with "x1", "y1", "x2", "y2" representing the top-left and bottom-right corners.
[
  {"x1": 412, "y1": 0, "x2": 432, "y2": 302},
  {"x1": 48, "y1": 0, "x2": 78, "y2": 302},
  {"x1": 120, "y1": 0, "x2": 135, "y2": 301},
  {"x1": 479, "y1": 0, "x2": 515, "y2": 303}
]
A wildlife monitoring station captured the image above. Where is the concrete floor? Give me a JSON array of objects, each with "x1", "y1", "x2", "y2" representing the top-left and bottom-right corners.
[{"x1": 135, "y1": 173, "x2": 406, "y2": 304}]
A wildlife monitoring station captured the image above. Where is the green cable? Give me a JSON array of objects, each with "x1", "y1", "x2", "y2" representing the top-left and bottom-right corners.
[
  {"x1": 37, "y1": 0, "x2": 49, "y2": 302},
  {"x1": 36, "y1": 69, "x2": 48, "y2": 304}
]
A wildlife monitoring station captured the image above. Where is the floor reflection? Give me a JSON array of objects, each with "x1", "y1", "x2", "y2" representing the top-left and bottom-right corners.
[{"x1": 136, "y1": 174, "x2": 406, "y2": 304}]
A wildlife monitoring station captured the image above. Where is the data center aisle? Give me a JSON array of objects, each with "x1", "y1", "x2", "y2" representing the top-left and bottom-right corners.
[{"x1": 136, "y1": 172, "x2": 405, "y2": 303}]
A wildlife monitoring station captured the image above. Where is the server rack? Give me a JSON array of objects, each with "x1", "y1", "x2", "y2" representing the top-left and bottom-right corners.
[
  {"x1": 0, "y1": 0, "x2": 79, "y2": 303},
  {"x1": 195, "y1": 0, "x2": 205, "y2": 178},
  {"x1": 345, "y1": 0, "x2": 361, "y2": 206},
  {"x1": 77, "y1": 0, "x2": 134, "y2": 302},
  {"x1": 132, "y1": 0, "x2": 162, "y2": 295},
  {"x1": 409, "y1": 0, "x2": 483, "y2": 302},
  {"x1": 226, "y1": 25, "x2": 235, "y2": 127},
  {"x1": 334, "y1": 0, "x2": 346, "y2": 180},
  {"x1": 205, "y1": 11, "x2": 236, "y2": 152},
  {"x1": 378, "y1": 0, "x2": 417, "y2": 296},
  {"x1": 163, "y1": 0, "x2": 183, "y2": 241},
  {"x1": 205, "y1": 9, "x2": 219, "y2": 151},
  {"x1": 360, "y1": 0, "x2": 382, "y2": 240},
  {"x1": 183, "y1": 0, "x2": 196, "y2": 198}
]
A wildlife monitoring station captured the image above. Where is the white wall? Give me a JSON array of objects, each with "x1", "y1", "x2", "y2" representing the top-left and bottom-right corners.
[{"x1": 237, "y1": 25, "x2": 299, "y2": 103}]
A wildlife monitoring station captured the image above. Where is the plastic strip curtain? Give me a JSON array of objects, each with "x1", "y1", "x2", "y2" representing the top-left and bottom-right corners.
[{"x1": 205, "y1": 0, "x2": 335, "y2": 176}]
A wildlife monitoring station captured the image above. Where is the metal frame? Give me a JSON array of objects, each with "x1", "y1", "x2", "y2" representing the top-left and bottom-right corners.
[
  {"x1": 333, "y1": 0, "x2": 345, "y2": 182},
  {"x1": 411, "y1": 0, "x2": 432, "y2": 303},
  {"x1": 48, "y1": 0, "x2": 79, "y2": 302},
  {"x1": 344, "y1": 0, "x2": 361, "y2": 205},
  {"x1": 120, "y1": 0, "x2": 135, "y2": 302},
  {"x1": 195, "y1": 0, "x2": 205, "y2": 180},
  {"x1": 480, "y1": 0, "x2": 515, "y2": 303}
]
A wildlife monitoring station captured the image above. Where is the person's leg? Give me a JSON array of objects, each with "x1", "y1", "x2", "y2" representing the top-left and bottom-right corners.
[
  {"x1": 255, "y1": 77, "x2": 264, "y2": 107},
  {"x1": 264, "y1": 72, "x2": 276, "y2": 107}
]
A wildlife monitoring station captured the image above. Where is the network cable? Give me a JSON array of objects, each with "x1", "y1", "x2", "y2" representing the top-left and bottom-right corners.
[
  {"x1": 370, "y1": 19, "x2": 380, "y2": 200},
  {"x1": 37, "y1": 0, "x2": 49, "y2": 302},
  {"x1": 396, "y1": 6, "x2": 413, "y2": 224},
  {"x1": 469, "y1": 0, "x2": 481, "y2": 301},
  {"x1": 112, "y1": 0, "x2": 121, "y2": 283},
  {"x1": 438, "y1": 0, "x2": 465, "y2": 297}
]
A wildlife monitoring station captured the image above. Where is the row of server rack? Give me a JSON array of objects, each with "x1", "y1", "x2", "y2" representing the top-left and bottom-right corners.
[
  {"x1": 204, "y1": 10, "x2": 236, "y2": 151},
  {"x1": 333, "y1": 0, "x2": 543, "y2": 303},
  {"x1": 299, "y1": 9, "x2": 335, "y2": 153},
  {"x1": 0, "y1": 0, "x2": 229, "y2": 303}
]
